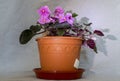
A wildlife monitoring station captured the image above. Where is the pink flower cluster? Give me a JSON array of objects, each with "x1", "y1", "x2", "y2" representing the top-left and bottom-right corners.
[{"x1": 37, "y1": 6, "x2": 74, "y2": 25}]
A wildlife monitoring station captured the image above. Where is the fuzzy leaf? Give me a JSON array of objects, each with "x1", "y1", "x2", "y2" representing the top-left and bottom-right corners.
[
  {"x1": 48, "y1": 28, "x2": 57, "y2": 36},
  {"x1": 72, "y1": 28, "x2": 78, "y2": 32},
  {"x1": 94, "y1": 30, "x2": 104, "y2": 36},
  {"x1": 83, "y1": 23, "x2": 92, "y2": 26},
  {"x1": 64, "y1": 32, "x2": 75, "y2": 36},
  {"x1": 72, "y1": 13, "x2": 78, "y2": 17},
  {"x1": 85, "y1": 29, "x2": 92, "y2": 34},
  {"x1": 79, "y1": 29, "x2": 84, "y2": 33},
  {"x1": 93, "y1": 45, "x2": 98, "y2": 53},
  {"x1": 87, "y1": 39, "x2": 95, "y2": 49},
  {"x1": 19, "y1": 29, "x2": 34, "y2": 44},
  {"x1": 30, "y1": 25, "x2": 42, "y2": 33},
  {"x1": 57, "y1": 29, "x2": 65, "y2": 36},
  {"x1": 54, "y1": 22, "x2": 70, "y2": 28}
]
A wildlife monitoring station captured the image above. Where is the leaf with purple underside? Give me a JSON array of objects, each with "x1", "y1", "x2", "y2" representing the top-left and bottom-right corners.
[
  {"x1": 94, "y1": 30, "x2": 104, "y2": 36},
  {"x1": 87, "y1": 39, "x2": 98, "y2": 53},
  {"x1": 87, "y1": 39, "x2": 95, "y2": 49}
]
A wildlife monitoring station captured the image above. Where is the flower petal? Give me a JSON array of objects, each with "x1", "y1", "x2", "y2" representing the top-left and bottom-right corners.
[
  {"x1": 65, "y1": 13, "x2": 74, "y2": 25},
  {"x1": 54, "y1": 6, "x2": 64, "y2": 17},
  {"x1": 38, "y1": 16, "x2": 50, "y2": 24},
  {"x1": 37, "y1": 6, "x2": 51, "y2": 16}
]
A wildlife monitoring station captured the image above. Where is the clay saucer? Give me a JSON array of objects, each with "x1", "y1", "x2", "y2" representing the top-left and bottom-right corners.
[{"x1": 33, "y1": 68, "x2": 85, "y2": 80}]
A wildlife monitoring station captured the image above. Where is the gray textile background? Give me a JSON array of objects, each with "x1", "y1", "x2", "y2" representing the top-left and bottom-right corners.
[{"x1": 0, "y1": 0, "x2": 120, "y2": 80}]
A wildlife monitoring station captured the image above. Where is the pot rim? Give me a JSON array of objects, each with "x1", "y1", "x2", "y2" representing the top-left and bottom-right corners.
[{"x1": 36, "y1": 36, "x2": 83, "y2": 41}]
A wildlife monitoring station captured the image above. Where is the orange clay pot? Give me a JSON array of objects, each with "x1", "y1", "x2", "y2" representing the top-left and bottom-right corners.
[{"x1": 36, "y1": 36, "x2": 82, "y2": 72}]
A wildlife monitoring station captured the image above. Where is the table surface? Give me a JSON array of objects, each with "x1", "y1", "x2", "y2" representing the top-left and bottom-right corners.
[{"x1": 0, "y1": 70, "x2": 120, "y2": 81}]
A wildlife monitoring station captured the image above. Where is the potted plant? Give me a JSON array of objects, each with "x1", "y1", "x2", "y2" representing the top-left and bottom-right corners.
[{"x1": 19, "y1": 6, "x2": 104, "y2": 80}]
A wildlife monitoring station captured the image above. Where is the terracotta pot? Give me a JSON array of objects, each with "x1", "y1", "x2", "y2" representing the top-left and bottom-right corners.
[{"x1": 36, "y1": 36, "x2": 82, "y2": 72}]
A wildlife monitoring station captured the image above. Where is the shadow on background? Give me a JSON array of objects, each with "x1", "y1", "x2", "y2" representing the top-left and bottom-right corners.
[{"x1": 78, "y1": 17, "x2": 117, "y2": 77}]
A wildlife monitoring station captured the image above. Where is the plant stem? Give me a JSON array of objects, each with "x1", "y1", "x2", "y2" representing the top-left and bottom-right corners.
[{"x1": 35, "y1": 30, "x2": 46, "y2": 35}]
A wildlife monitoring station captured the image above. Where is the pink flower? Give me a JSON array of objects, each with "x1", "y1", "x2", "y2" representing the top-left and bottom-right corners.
[
  {"x1": 65, "y1": 13, "x2": 74, "y2": 25},
  {"x1": 54, "y1": 6, "x2": 64, "y2": 17},
  {"x1": 58, "y1": 14, "x2": 66, "y2": 23},
  {"x1": 37, "y1": 16, "x2": 50, "y2": 24},
  {"x1": 50, "y1": 17, "x2": 55, "y2": 23},
  {"x1": 37, "y1": 6, "x2": 51, "y2": 16}
]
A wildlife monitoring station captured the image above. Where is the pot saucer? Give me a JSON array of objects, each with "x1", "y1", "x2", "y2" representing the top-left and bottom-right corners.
[{"x1": 33, "y1": 68, "x2": 85, "y2": 80}]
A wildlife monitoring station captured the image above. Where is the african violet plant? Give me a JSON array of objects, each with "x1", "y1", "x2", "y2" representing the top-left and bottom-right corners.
[{"x1": 19, "y1": 6, "x2": 104, "y2": 53}]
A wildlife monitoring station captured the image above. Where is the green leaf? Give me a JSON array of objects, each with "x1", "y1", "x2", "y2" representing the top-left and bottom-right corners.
[
  {"x1": 72, "y1": 13, "x2": 78, "y2": 17},
  {"x1": 93, "y1": 45, "x2": 98, "y2": 53},
  {"x1": 30, "y1": 25, "x2": 42, "y2": 33},
  {"x1": 66, "y1": 10, "x2": 72, "y2": 13},
  {"x1": 54, "y1": 22, "x2": 70, "y2": 28},
  {"x1": 57, "y1": 29, "x2": 65, "y2": 36},
  {"x1": 83, "y1": 23, "x2": 92, "y2": 26},
  {"x1": 19, "y1": 29, "x2": 34, "y2": 44}
]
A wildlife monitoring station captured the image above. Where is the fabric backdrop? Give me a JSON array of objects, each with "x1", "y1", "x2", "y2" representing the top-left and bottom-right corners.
[{"x1": 0, "y1": 0, "x2": 120, "y2": 80}]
